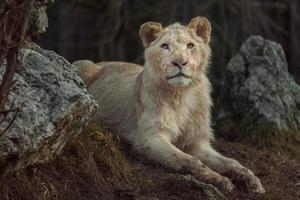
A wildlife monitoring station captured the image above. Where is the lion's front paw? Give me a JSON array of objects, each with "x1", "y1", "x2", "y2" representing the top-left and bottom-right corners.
[
  {"x1": 196, "y1": 173, "x2": 235, "y2": 193},
  {"x1": 217, "y1": 177, "x2": 235, "y2": 193},
  {"x1": 248, "y1": 176, "x2": 265, "y2": 194}
]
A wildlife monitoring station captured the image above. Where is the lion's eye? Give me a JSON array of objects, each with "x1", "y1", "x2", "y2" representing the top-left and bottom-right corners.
[
  {"x1": 161, "y1": 43, "x2": 169, "y2": 49},
  {"x1": 187, "y1": 43, "x2": 195, "y2": 49}
]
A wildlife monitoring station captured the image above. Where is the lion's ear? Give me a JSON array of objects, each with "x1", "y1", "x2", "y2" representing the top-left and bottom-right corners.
[
  {"x1": 139, "y1": 22, "x2": 163, "y2": 48},
  {"x1": 188, "y1": 17, "x2": 211, "y2": 44}
]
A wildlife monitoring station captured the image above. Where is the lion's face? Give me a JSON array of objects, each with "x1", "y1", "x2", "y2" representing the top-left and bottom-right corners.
[{"x1": 140, "y1": 17, "x2": 211, "y2": 87}]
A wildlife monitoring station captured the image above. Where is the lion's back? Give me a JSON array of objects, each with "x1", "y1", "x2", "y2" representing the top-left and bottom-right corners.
[{"x1": 88, "y1": 61, "x2": 143, "y2": 138}]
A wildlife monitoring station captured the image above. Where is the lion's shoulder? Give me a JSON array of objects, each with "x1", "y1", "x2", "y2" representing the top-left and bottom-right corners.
[{"x1": 73, "y1": 60, "x2": 143, "y2": 86}]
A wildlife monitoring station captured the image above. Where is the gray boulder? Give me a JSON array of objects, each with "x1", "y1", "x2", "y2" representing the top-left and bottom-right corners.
[
  {"x1": 216, "y1": 36, "x2": 300, "y2": 136},
  {"x1": 0, "y1": 43, "x2": 98, "y2": 174}
]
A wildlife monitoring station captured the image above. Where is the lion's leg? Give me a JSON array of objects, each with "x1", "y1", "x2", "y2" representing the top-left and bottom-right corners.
[
  {"x1": 190, "y1": 142, "x2": 265, "y2": 194},
  {"x1": 135, "y1": 135, "x2": 234, "y2": 192}
]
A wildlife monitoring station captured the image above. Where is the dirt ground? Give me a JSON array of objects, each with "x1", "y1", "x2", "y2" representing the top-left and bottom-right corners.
[
  {"x1": 210, "y1": 139, "x2": 300, "y2": 200},
  {"x1": 0, "y1": 125, "x2": 299, "y2": 200},
  {"x1": 122, "y1": 138, "x2": 300, "y2": 200}
]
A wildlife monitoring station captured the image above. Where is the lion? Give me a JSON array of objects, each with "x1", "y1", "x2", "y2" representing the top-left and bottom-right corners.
[{"x1": 73, "y1": 17, "x2": 265, "y2": 194}]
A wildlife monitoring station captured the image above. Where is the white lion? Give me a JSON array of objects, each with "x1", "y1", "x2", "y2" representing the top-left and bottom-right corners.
[{"x1": 73, "y1": 16, "x2": 265, "y2": 194}]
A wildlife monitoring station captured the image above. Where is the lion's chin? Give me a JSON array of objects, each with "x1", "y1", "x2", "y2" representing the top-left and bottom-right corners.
[{"x1": 167, "y1": 76, "x2": 192, "y2": 87}]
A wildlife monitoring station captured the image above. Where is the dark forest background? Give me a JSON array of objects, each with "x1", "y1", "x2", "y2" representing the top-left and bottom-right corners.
[{"x1": 38, "y1": 0, "x2": 300, "y2": 90}]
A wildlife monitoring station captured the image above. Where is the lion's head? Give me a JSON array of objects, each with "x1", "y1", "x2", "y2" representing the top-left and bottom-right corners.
[{"x1": 139, "y1": 17, "x2": 211, "y2": 87}]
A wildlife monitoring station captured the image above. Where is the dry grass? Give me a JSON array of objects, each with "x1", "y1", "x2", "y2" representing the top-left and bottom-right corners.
[
  {"x1": 0, "y1": 123, "x2": 130, "y2": 200},
  {"x1": 216, "y1": 120, "x2": 300, "y2": 160},
  {"x1": 0, "y1": 122, "x2": 300, "y2": 200}
]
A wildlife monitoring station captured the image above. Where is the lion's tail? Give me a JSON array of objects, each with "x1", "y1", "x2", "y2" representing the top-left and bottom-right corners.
[{"x1": 72, "y1": 60, "x2": 104, "y2": 86}]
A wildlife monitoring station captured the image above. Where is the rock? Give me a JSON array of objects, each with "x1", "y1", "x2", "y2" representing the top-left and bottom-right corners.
[
  {"x1": 216, "y1": 36, "x2": 300, "y2": 136},
  {"x1": 0, "y1": 43, "x2": 98, "y2": 174},
  {"x1": 178, "y1": 175, "x2": 226, "y2": 200}
]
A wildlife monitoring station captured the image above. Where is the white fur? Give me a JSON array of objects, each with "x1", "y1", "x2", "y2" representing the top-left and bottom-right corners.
[
  {"x1": 167, "y1": 76, "x2": 191, "y2": 86},
  {"x1": 74, "y1": 17, "x2": 265, "y2": 194},
  {"x1": 166, "y1": 66, "x2": 180, "y2": 77},
  {"x1": 181, "y1": 66, "x2": 193, "y2": 77}
]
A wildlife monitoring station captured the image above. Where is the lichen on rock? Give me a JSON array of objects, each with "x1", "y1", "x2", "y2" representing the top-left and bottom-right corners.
[
  {"x1": 216, "y1": 36, "x2": 300, "y2": 139},
  {"x1": 0, "y1": 43, "x2": 98, "y2": 174}
]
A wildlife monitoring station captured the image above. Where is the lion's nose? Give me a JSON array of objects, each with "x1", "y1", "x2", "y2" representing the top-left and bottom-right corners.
[{"x1": 171, "y1": 60, "x2": 188, "y2": 69}]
